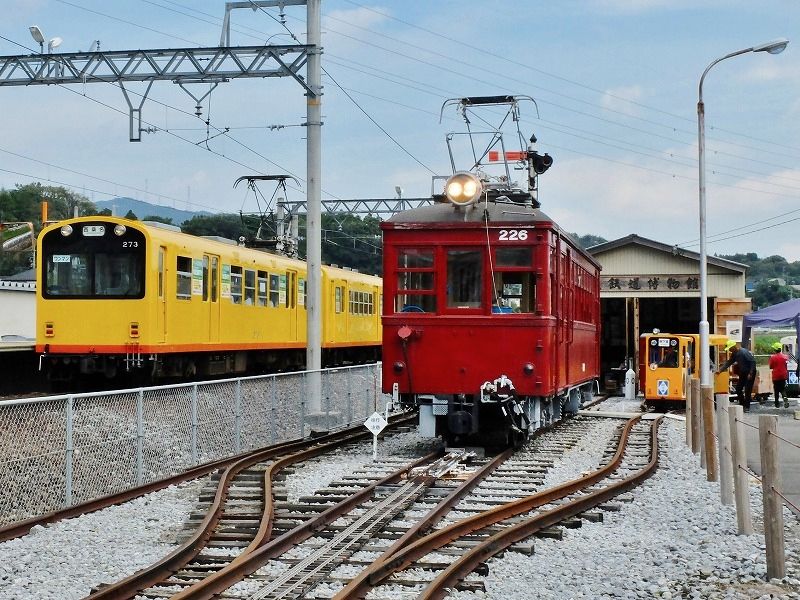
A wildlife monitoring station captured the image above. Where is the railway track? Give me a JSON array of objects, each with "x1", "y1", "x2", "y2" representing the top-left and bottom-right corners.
[
  {"x1": 342, "y1": 414, "x2": 661, "y2": 599},
  {"x1": 143, "y1": 414, "x2": 633, "y2": 599},
  {"x1": 82, "y1": 415, "x2": 421, "y2": 600}
]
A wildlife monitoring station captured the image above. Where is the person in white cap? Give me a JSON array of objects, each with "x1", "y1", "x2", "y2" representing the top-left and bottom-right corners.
[{"x1": 717, "y1": 340, "x2": 756, "y2": 412}]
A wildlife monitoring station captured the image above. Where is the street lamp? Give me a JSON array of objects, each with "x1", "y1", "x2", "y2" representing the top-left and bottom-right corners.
[{"x1": 697, "y1": 38, "x2": 788, "y2": 391}]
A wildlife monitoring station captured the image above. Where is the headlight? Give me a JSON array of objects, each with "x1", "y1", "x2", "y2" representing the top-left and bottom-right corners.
[
  {"x1": 114, "y1": 224, "x2": 127, "y2": 236},
  {"x1": 60, "y1": 225, "x2": 73, "y2": 237},
  {"x1": 445, "y1": 172, "x2": 483, "y2": 206}
]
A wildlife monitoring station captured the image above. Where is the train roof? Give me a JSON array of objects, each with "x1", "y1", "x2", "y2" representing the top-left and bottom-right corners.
[
  {"x1": 383, "y1": 201, "x2": 599, "y2": 267},
  {"x1": 383, "y1": 201, "x2": 553, "y2": 226}
]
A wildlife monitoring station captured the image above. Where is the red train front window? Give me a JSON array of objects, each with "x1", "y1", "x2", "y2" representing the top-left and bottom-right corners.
[
  {"x1": 447, "y1": 249, "x2": 482, "y2": 309},
  {"x1": 395, "y1": 248, "x2": 436, "y2": 313}
]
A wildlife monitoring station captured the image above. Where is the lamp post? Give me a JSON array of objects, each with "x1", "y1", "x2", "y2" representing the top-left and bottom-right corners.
[{"x1": 697, "y1": 38, "x2": 788, "y2": 389}]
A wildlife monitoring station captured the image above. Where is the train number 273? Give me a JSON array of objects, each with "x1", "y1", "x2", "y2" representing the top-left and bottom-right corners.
[{"x1": 498, "y1": 229, "x2": 528, "y2": 241}]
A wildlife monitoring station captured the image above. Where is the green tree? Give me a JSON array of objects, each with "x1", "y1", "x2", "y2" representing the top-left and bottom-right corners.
[
  {"x1": 750, "y1": 280, "x2": 795, "y2": 310},
  {"x1": 181, "y1": 213, "x2": 248, "y2": 240},
  {"x1": 571, "y1": 233, "x2": 607, "y2": 250},
  {"x1": 123, "y1": 210, "x2": 138, "y2": 220},
  {"x1": 0, "y1": 183, "x2": 95, "y2": 276},
  {"x1": 142, "y1": 215, "x2": 174, "y2": 225}
]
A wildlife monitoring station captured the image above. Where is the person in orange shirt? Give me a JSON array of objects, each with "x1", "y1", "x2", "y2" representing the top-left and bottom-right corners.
[{"x1": 768, "y1": 342, "x2": 790, "y2": 409}]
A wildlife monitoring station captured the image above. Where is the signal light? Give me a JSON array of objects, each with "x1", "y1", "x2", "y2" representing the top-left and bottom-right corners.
[{"x1": 529, "y1": 151, "x2": 553, "y2": 174}]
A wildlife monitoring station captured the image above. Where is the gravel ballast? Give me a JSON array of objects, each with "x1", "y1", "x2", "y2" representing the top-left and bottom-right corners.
[
  {"x1": 451, "y1": 418, "x2": 800, "y2": 600},
  {"x1": 0, "y1": 478, "x2": 207, "y2": 600}
]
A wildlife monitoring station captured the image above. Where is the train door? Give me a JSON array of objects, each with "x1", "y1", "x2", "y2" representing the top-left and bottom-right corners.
[
  {"x1": 287, "y1": 270, "x2": 298, "y2": 340},
  {"x1": 157, "y1": 246, "x2": 167, "y2": 343},
  {"x1": 204, "y1": 254, "x2": 220, "y2": 342}
]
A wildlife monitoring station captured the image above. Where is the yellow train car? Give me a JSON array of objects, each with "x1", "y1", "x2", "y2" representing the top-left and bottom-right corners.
[
  {"x1": 36, "y1": 216, "x2": 381, "y2": 382},
  {"x1": 638, "y1": 332, "x2": 729, "y2": 405}
]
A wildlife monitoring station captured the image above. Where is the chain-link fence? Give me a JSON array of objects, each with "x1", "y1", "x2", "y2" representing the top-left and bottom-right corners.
[{"x1": 0, "y1": 363, "x2": 388, "y2": 527}]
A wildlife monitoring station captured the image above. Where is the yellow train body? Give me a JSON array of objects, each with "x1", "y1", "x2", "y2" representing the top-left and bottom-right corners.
[
  {"x1": 36, "y1": 217, "x2": 381, "y2": 380},
  {"x1": 638, "y1": 333, "x2": 729, "y2": 404}
]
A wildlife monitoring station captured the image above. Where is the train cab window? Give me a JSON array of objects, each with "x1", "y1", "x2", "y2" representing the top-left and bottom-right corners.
[
  {"x1": 230, "y1": 266, "x2": 243, "y2": 305},
  {"x1": 492, "y1": 248, "x2": 534, "y2": 313},
  {"x1": 176, "y1": 256, "x2": 192, "y2": 300},
  {"x1": 257, "y1": 271, "x2": 268, "y2": 307},
  {"x1": 649, "y1": 339, "x2": 679, "y2": 368},
  {"x1": 299, "y1": 278, "x2": 307, "y2": 308},
  {"x1": 447, "y1": 249, "x2": 482, "y2": 309},
  {"x1": 269, "y1": 274, "x2": 280, "y2": 307},
  {"x1": 395, "y1": 248, "x2": 436, "y2": 313},
  {"x1": 244, "y1": 269, "x2": 256, "y2": 305}
]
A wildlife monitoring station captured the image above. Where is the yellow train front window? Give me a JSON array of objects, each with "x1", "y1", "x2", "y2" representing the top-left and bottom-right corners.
[{"x1": 649, "y1": 338, "x2": 679, "y2": 368}]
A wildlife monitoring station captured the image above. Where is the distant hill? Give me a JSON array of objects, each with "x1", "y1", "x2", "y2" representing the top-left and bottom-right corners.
[{"x1": 95, "y1": 197, "x2": 211, "y2": 225}]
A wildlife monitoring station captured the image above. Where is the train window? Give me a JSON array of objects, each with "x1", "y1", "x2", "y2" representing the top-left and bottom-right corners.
[
  {"x1": 211, "y1": 257, "x2": 218, "y2": 302},
  {"x1": 287, "y1": 272, "x2": 296, "y2": 308},
  {"x1": 395, "y1": 247, "x2": 436, "y2": 313},
  {"x1": 492, "y1": 272, "x2": 535, "y2": 313},
  {"x1": 202, "y1": 256, "x2": 209, "y2": 301},
  {"x1": 649, "y1": 339, "x2": 679, "y2": 368},
  {"x1": 230, "y1": 266, "x2": 243, "y2": 305},
  {"x1": 336, "y1": 286, "x2": 344, "y2": 313},
  {"x1": 244, "y1": 269, "x2": 256, "y2": 305},
  {"x1": 495, "y1": 247, "x2": 532, "y2": 267},
  {"x1": 447, "y1": 249, "x2": 482, "y2": 308},
  {"x1": 257, "y1": 271, "x2": 268, "y2": 307},
  {"x1": 398, "y1": 248, "x2": 433, "y2": 268},
  {"x1": 269, "y1": 274, "x2": 280, "y2": 307},
  {"x1": 299, "y1": 278, "x2": 306, "y2": 308},
  {"x1": 176, "y1": 256, "x2": 192, "y2": 300},
  {"x1": 158, "y1": 247, "x2": 165, "y2": 298}
]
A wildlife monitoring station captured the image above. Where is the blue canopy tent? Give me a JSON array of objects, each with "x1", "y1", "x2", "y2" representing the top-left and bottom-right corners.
[{"x1": 741, "y1": 298, "x2": 800, "y2": 351}]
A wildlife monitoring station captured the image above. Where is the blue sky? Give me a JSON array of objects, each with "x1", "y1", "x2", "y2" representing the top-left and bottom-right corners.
[{"x1": 2, "y1": 1, "x2": 799, "y2": 260}]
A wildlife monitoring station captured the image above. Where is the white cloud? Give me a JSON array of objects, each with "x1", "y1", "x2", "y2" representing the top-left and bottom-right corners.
[{"x1": 601, "y1": 85, "x2": 646, "y2": 117}]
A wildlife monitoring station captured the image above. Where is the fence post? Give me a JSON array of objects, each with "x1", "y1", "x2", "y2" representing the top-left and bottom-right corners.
[
  {"x1": 347, "y1": 368, "x2": 353, "y2": 426},
  {"x1": 234, "y1": 379, "x2": 242, "y2": 453},
  {"x1": 759, "y1": 415, "x2": 785, "y2": 579},
  {"x1": 702, "y1": 385, "x2": 718, "y2": 481},
  {"x1": 691, "y1": 379, "x2": 701, "y2": 455},
  {"x1": 270, "y1": 376, "x2": 277, "y2": 445},
  {"x1": 191, "y1": 384, "x2": 198, "y2": 464},
  {"x1": 728, "y1": 405, "x2": 754, "y2": 535},
  {"x1": 300, "y1": 372, "x2": 307, "y2": 438},
  {"x1": 716, "y1": 394, "x2": 733, "y2": 505},
  {"x1": 136, "y1": 389, "x2": 144, "y2": 486},
  {"x1": 685, "y1": 369, "x2": 693, "y2": 448},
  {"x1": 64, "y1": 395, "x2": 74, "y2": 507}
]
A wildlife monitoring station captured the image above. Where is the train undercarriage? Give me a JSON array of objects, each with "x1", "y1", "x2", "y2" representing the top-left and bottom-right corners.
[
  {"x1": 42, "y1": 345, "x2": 381, "y2": 388},
  {"x1": 401, "y1": 378, "x2": 596, "y2": 449}
]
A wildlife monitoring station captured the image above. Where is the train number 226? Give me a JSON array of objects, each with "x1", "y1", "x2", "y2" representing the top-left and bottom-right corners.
[{"x1": 498, "y1": 229, "x2": 528, "y2": 241}]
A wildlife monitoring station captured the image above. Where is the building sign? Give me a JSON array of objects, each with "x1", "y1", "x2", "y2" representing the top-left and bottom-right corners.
[{"x1": 600, "y1": 275, "x2": 700, "y2": 293}]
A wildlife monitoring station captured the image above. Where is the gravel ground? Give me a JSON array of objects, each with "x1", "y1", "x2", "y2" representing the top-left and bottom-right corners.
[
  {"x1": 283, "y1": 429, "x2": 442, "y2": 502},
  {"x1": 451, "y1": 419, "x2": 800, "y2": 600},
  {"x1": 0, "y1": 477, "x2": 208, "y2": 600}
]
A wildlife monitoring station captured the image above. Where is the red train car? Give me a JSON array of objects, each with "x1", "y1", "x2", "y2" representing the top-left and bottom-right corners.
[{"x1": 381, "y1": 96, "x2": 601, "y2": 447}]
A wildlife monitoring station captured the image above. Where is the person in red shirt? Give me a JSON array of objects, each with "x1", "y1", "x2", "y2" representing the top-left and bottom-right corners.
[{"x1": 768, "y1": 342, "x2": 790, "y2": 408}]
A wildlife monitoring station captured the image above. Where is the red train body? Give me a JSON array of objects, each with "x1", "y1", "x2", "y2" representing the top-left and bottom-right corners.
[
  {"x1": 381, "y1": 203, "x2": 601, "y2": 446},
  {"x1": 381, "y1": 95, "x2": 602, "y2": 446}
]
